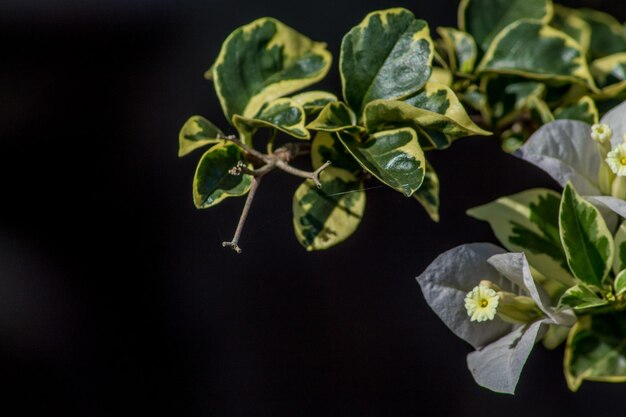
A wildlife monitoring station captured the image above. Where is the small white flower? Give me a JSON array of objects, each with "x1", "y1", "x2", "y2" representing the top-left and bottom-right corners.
[
  {"x1": 591, "y1": 123, "x2": 612, "y2": 145},
  {"x1": 606, "y1": 143, "x2": 626, "y2": 177},
  {"x1": 465, "y1": 285, "x2": 499, "y2": 322}
]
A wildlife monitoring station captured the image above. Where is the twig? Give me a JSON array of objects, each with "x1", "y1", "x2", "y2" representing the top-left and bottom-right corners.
[
  {"x1": 222, "y1": 176, "x2": 263, "y2": 254},
  {"x1": 275, "y1": 160, "x2": 331, "y2": 188},
  {"x1": 217, "y1": 133, "x2": 331, "y2": 253}
]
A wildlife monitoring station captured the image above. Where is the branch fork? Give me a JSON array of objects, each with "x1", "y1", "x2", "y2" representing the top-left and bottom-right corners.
[{"x1": 218, "y1": 134, "x2": 331, "y2": 253}]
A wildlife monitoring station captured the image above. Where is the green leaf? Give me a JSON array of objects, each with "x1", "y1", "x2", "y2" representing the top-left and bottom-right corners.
[
  {"x1": 559, "y1": 183, "x2": 614, "y2": 287},
  {"x1": 233, "y1": 98, "x2": 309, "y2": 144},
  {"x1": 477, "y1": 20, "x2": 596, "y2": 89},
  {"x1": 591, "y1": 53, "x2": 626, "y2": 97},
  {"x1": 292, "y1": 167, "x2": 365, "y2": 251},
  {"x1": 554, "y1": 96, "x2": 599, "y2": 124},
  {"x1": 467, "y1": 188, "x2": 576, "y2": 286},
  {"x1": 458, "y1": 0, "x2": 552, "y2": 51},
  {"x1": 613, "y1": 220, "x2": 626, "y2": 274},
  {"x1": 337, "y1": 128, "x2": 425, "y2": 197},
  {"x1": 193, "y1": 143, "x2": 252, "y2": 208},
  {"x1": 551, "y1": 5, "x2": 591, "y2": 54},
  {"x1": 306, "y1": 102, "x2": 358, "y2": 133},
  {"x1": 363, "y1": 82, "x2": 490, "y2": 150},
  {"x1": 437, "y1": 27, "x2": 477, "y2": 73},
  {"x1": 413, "y1": 161, "x2": 440, "y2": 222},
  {"x1": 557, "y1": 284, "x2": 608, "y2": 312},
  {"x1": 212, "y1": 17, "x2": 332, "y2": 121},
  {"x1": 614, "y1": 270, "x2": 626, "y2": 296},
  {"x1": 340, "y1": 8, "x2": 433, "y2": 114},
  {"x1": 578, "y1": 8, "x2": 626, "y2": 60},
  {"x1": 564, "y1": 314, "x2": 626, "y2": 392},
  {"x1": 311, "y1": 131, "x2": 361, "y2": 175},
  {"x1": 178, "y1": 115, "x2": 224, "y2": 157},
  {"x1": 484, "y1": 77, "x2": 546, "y2": 123},
  {"x1": 527, "y1": 95, "x2": 554, "y2": 125},
  {"x1": 290, "y1": 91, "x2": 338, "y2": 116},
  {"x1": 404, "y1": 82, "x2": 491, "y2": 135}
]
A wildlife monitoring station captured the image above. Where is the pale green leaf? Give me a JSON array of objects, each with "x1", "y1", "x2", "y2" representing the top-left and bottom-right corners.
[
  {"x1": 559, "y1": 183, "x2": 614, "y2": 287},
  {"x1": 337, "y1": 128, "x2": 425, "y2": 196},
  {"x1": 193, "y1": 143, "x2": 252, "y2": 208},
  {"x1": 458, "y1": 0, "x2": 552, "y2": 51},
  {"x1": 467, "y1": 188, "x2": 576, "y2": 286},
  {"x1": 178, "y1": 115, "x2": 223, "y2": 157},
  {"x1": 564, "y1": 314, "x2": 626, "y2": 392}
]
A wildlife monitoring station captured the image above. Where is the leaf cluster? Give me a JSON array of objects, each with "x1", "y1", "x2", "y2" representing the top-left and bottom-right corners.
[
  {"x1": 180, "y1": 9, "x2": 489, "y2": 252},
  {"x1": 436, "y1": 0, "x2": 626, "y2": 151},
  {"x1": 470, "y1": 183, "x2": 626, "y2": 391}
]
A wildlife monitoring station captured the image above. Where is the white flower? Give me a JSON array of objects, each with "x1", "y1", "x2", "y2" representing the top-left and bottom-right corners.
[
  {"x1": 465, "y1": 285, "x2": 499, "y2": 322},
  {"x1": 417, "y1": 244, "x2": 575, "y2": 394},
  {"x1": 606, "y1": 143, "x2": 626, "y2": 177},
  {"x1": 591, "y1": 123, "x2": 612, "y2": 144}
]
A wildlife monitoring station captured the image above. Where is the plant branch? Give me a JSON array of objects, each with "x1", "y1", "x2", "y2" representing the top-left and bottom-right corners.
[
  {"x1": 222, "y1": 175, "x2": 262, "y2": 254},
  {"x1": 275, "y1": 160, "x2": 331, "y2": 188},
  {"x1": 218, "y1": 133, "x2": 331, "y2": 253}
]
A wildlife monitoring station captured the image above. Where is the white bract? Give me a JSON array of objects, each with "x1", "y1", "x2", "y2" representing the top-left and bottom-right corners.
[
  {"x1": 416, "y1": 243, "x2": 574, "y2": 394},
  {"x1": 517, "y1": 101, "x2": 626, "y2": 221}
]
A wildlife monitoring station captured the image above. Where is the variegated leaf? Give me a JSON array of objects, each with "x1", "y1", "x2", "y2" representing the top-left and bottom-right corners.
[
  {"x1": 292, "y1": 167, "x2": 365, "y2": 251},
  {"x1": 528, "y1": 95, "x2": 555, "y2": 125},
  {"x1": 484, "y1": 77, "x2": 546, "y2": 123},
  {"x1": 337, "y1": 128, "x2": 425, "y2": 197},
  {"x1": 591, "y1": 53, "x2": 626, "y2": 97},
  {"x1": 551, "y1": 5, "x2": 591, "y2": 53},
  {"x1": 340, "y1": 8, "x2": 433, "y2": 114},
  {"x1": 193, "y1": 143, "x2": 252, "y2": 208},
  {"x1": 291, "y1": 91, "x2": 338, "y2": 116},
  {"x1": 613, "y1": 220, "x2": 626, "y2": 274},
  {"x1": 212, "y1": 18, "x2": 331, "y2": 121},
  {"x1": 578, "y1": 8, "x2": 626, "y2": 60},
  {"x1": 362, "y1": 82, "x2": 490, "y2": 150},
  {"x1": 306, "y1": 102, "x2": 358, "y2": 133},
  {"x1": 311, "y1": 131, "x2": 361, "y2": 175},
  {"x1": 413, "y1": 161, "x2": 440, "y2": 222},
  {"x1": 564, "y1": 314, "x2": 626, "y2": 392},
  {"x1": 557, "y1": 284, "x2": 608, "y2": 312},
  {"x1": 437, "y1": 27, "x2": 477, "y2": 73},
  {"x1": 458, "y1": 0, "x2": 553, "y2": 51},
  {"x1": 614, "y1": 269, "x2": 626, "y2": 296},
  {"x1": 467, "y1": 188, "x2": 576, "y2": 286},
  {"x1": 233, "y1": 98, "x2": 309, "y2": 144},
  {"x1": 178, "y1": 115, "x2": 223, "y2": 157},
  {"x1": 477, "y1": 20, "x2": 596, "y2": 89},
  {"x1": 554, "y1": 96, "x2": 599, "y2": 124},
  {"x1": 559, "y1": 183, "x2": 614, "y2": 287}
]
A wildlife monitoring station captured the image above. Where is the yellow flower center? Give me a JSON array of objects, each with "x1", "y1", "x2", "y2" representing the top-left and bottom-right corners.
[
  {"x1": 620, "y1": 157, "x2": 626, "y2": 166},
  {"x1": 480, "y1": 299, "x2": 488, "y2": 307}
]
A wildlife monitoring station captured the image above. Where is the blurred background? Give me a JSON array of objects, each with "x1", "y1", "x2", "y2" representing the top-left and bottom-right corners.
[{"x1": 1, "y1": 0, "x2": 625, "y2": 415}]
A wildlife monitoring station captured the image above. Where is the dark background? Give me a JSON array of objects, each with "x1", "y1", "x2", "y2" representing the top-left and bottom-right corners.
[{"x1": 1, "y1": 0, "x2": 625, "y2": 415}]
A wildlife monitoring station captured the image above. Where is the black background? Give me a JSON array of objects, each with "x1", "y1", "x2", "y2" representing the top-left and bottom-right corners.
[{"x1": 2, "y1": 0, "x2": 625, "y2": 416}]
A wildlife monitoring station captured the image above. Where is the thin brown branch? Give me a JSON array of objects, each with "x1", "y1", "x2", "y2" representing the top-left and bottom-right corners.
[
  {"x1": 218, "y1": 133, "x2": 331, "y2": 253},
  {"x1": 275, "y1": 160, "x2": 331, "y2": 188},
  {"x1": 222, "y1": 175, "x2": 263, "y2": 254}
]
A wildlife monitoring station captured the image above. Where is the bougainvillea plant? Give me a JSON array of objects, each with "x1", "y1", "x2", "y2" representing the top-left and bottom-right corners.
[
  {"x1": 180, "y1": 0, "x2": 626, "y2": 253},
  {"x1": 418, "y1": 102, "x2": 626, "y2": 393},
  {"x1": 179, "y1": 8, "x2": 489, "y2": 252},
  {"x1": 180, "y1": 0, "x2": 626, "y2": 396}
]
